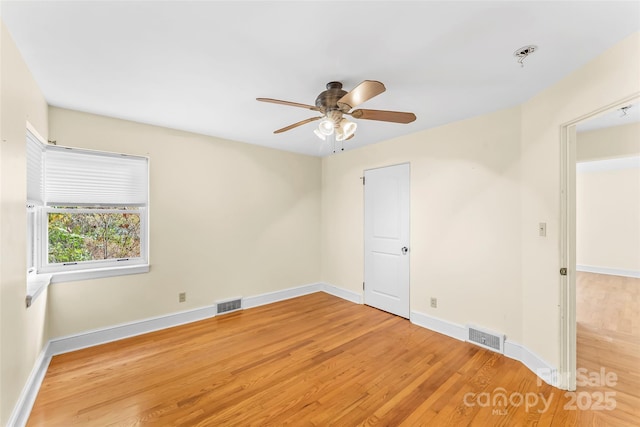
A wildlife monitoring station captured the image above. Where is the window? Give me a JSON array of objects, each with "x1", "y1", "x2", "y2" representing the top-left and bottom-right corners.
[
  {"x1": 44, "y1": 207, "x2": 143, "y2": 270},
  {"x1": 26, "y1": 205, "x2": 37, "y2": 273},
  {"x1": 27, "y1": 128, "x2": 44, "y2": 276},
  {"x1": 27, "y1": 129, "x2": 149, "y2": 288}
]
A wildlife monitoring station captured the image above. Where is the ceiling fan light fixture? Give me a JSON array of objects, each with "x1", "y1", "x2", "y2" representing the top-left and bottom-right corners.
[
  {"x1": 343, "y1": 119, "x2": 357, "y2": 139},
  {"x1": 258, "y1": 80, "x2": 415, "y2": 146},
  {"x1": 336, "y1": 118, "x2": 357, "y2": 141},
  {"x1": 318, "y1": 118, "x2": 334, "y2": 136}
]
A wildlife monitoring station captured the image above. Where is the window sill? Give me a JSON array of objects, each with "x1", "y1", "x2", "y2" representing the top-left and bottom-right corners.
[
  {"x1": 50, "y1": 264, "x2": 150, "y2": 284},
  {"x1": 26, "y1": 264, "x2": 149, "y2": 308},
  {"x1": 26, "y1": 273, "x2": 52, "y2": 308}
]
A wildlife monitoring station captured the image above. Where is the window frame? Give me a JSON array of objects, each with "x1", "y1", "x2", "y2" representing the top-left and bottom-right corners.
[
  {"x1": 26, "y1": 125, "x2": 149, "y2": 303},
  {"x1": 39, "y1": 206, "x2": 148, "y2": 274},
  {"x1": 26, "y1": 203, "x2": 39, "y2": 275}
]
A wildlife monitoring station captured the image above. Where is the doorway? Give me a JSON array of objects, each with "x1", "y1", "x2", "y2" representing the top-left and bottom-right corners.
[
  {"x1": 559, "y1": 94, "x2": 640, "y2": 391},
  {"x1": 363, "y1": 163, "x2": 410, "y2": 318}
]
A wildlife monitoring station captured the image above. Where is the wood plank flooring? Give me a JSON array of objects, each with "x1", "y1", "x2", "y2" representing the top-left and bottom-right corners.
[
  {"x1": 27, "y1": 275, "x2": 639, "y2": 426},
  {"x1": 575, "y1": 272, "x2": 640, "y2": 427}
]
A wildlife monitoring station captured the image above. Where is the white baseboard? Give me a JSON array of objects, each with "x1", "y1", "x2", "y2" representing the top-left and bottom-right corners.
[
  {"x1": 48, "y1": 304, "x2": 219, "y2": 356},
  {"x1": 503, "y1": 341, "x2": 558, "y2": 387},
  {"x1": 6, "y1": 343, "x2": 52, "y2": 427},
  {"x1": 410, "y1": 311, "x2": 467, "y2": 341},
  {"x1": 48, "y1": 282, "x2": 358, "y2": 357},
  {"x1": 410, "y1": 310, "x2": 558, "y2": 387},
  {"x1": 243, "y1": 282, "x2": 323, "y2": 309},
  {"x1": 577, "y1": 265, "x2": 640, "y2": 279},
  {"x1": 321, "y1": 282, "x2": 363, "y2": 304},
  {"x1": 242, "y1": 283, "x2": 362, "y2": 308}
]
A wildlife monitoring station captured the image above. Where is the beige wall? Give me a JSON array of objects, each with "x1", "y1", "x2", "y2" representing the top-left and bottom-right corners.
[
  {"x1": 47, "y1": 108, "x2": 322, "y2": 337},
  {"x1": 321, "y1": 107, "x2": 523, "y2": 340},
  {"x1": 0, "y1": 22, "x2": 50, "y2": 426},
  {"x1": 576, "y1": 123, "x2": 640, "y2": 274},
  {"x1": 577, "y1": 122, "x2": 640, "y2": 161},
  {"x1": 519, "y1": 32, "x2": 639, "y2": 366},
  {"x1": 576, "y1": 162, "x2": 640, "y2": 273},
  {"x1": 322, "y1": 31, "x2": 640, "y2": 370}
]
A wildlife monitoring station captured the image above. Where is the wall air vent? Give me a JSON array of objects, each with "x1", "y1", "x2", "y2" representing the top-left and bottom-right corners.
[
  {"x1": 216, "y1": 298, "x2": 242, "y2": 314},
  {"x1": 466, "y1": 325, "x2": 505, "y2": 353}
]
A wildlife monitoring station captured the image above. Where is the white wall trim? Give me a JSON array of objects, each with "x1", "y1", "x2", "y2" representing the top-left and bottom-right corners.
[
  {"x1": 243, "y1": 282, "x2": 323, "y2": 309},
  {"x1": 6, "y1": 343, "x2": 52, "y2": 427},
  {"x1": 47, "y1": 303, "x2": 219, "y2": 356},
  {"x1": 321, "y1": 282, "x2": 363, "y2": 304},
  {"x1": 49, "y1": 264, "x2": 150, "y2": 285},
  {"x1": 577, "y1": 265, "x2": 640, "y2": 279},
  {"x1": 503, "y1": 341, "x2": 558, "y2": 387},
  {"x1": 410, "y1": 310, "x2": 558, "y2": 388},
  {"x1": 410, "y1": 310, "x2": 467, "y2": 341},
  {"x1": 47, "y1": 282, "x2": 334, "y2": 357}
]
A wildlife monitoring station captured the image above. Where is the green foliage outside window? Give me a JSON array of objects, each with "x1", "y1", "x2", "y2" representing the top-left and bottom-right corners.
[{"x1": 48, "y1": 211, "x2": 141, "y2": 264}]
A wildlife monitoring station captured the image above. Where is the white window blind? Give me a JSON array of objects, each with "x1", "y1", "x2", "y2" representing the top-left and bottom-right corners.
[
  {"x1": 27, "y1": 130, "x2": 45, "y2": 204},
  {"x1": 44, "y1": 147, "x2": 148, "y2": 207}
]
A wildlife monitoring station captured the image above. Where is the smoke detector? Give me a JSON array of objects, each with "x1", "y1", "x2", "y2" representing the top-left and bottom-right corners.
[
  {"x1": 514, "y1": 45, "x2": 538, "y2": 67},
  {"x1": 620, "y1": 105, "x2": 632, "y2": 117}
]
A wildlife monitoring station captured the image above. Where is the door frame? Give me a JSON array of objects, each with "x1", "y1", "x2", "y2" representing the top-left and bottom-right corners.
[
  {"x1": 558, "y1": 92, "x2": 639, "y2": 391},
  {"x1": 363, "y1": 162, "x2": 411, "y2": 318}
]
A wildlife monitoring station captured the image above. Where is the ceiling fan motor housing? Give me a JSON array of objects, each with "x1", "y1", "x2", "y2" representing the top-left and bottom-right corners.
[
  {"x1": 315, "y1": 81, "x2": 350, "y2": 118},
  {"x1": 257, "y1": 79, "x2": 415, "y2": 135}
]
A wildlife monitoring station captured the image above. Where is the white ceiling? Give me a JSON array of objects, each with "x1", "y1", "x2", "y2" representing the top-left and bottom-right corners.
[
  {"x1": 577, "y1": 101, "x2": 640, "y2": 132},
  {"x1": 2, "y1": 1, "x2": 639, "y2": 157}
]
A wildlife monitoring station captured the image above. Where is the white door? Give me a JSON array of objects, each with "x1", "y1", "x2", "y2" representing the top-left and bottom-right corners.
[{"x1": 364, "y1": 163, "x2": 410, "y2": 318}]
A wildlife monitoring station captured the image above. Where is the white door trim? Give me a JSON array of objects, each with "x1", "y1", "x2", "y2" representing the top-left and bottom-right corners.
[{"x1": 558, "y1": 92, "x2": 640, "y2": 391}]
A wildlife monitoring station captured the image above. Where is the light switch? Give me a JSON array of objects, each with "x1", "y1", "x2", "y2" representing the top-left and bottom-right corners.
[{"x1": 539, "y1": 222, "x2": 546, "y2": 237}]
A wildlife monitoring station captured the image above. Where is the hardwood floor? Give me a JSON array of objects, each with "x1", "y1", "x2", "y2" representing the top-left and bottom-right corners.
[
  {"x1": 575, "y1": 272, "x2": 640, "y2": 427},
  {"x1": 27, "y1": 280, "x2": 638, "y2": 426}
]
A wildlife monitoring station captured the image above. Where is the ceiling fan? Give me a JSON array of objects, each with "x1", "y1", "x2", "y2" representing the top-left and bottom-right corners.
[{"x1": 257, "y1": 80, "x2": 416, "y2": 142}]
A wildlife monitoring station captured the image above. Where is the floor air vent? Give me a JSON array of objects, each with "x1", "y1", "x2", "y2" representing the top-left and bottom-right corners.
[
  {"x1": 216, "y1": 298, "x2": 242, "y2": 314},
  {"x1": 466, "y1": 325, "x2": 504, "y2": 353}
]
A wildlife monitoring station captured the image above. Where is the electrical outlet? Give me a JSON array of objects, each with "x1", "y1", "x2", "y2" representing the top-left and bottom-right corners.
[
  {"x1": 179, "y1": 292, "x2": 186, "y2": 303},
  {"x1": 430, "y1": 297, "x2": 437, "y2": 308}
]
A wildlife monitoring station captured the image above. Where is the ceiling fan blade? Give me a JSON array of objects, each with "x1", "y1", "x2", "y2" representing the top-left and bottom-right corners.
[
  {"x1": 337, "y1": 80, "x2": 386, "y2": 109},
  {"x1": 274, "y1": 116, "x2": 322, "y2": 134},
  {"x1": 350, "y1": 109, "x2": 416, "y2": 124},
  {"x1": 257, "y1": 98, "x2": 320, "y2": 111}
]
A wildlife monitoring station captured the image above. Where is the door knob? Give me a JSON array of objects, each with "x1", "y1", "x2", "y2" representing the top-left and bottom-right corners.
[{"x1": 401, "y1": 246, "x2": 409, "y2": 255}]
